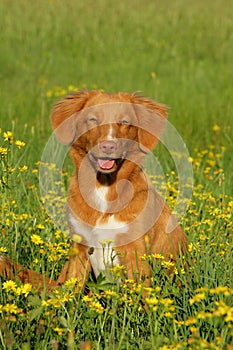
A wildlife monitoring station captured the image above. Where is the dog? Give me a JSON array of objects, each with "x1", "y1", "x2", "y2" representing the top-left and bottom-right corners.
[{"x1": 0, "y1": 90, "x2": 187, "y2": 290}]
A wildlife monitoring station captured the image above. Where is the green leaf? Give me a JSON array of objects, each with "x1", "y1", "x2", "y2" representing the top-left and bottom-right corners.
[
  {"x1": 28, "y1": 295, "x2": 41, "y2": 307},
  {"x1": 29, "y1": 306, "x2": 43, "y2": 322}
]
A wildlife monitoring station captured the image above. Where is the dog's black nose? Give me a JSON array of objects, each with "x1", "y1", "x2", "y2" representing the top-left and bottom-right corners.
[{"x1": 99, "y1": 140, "x2": 117, "y2": 154}]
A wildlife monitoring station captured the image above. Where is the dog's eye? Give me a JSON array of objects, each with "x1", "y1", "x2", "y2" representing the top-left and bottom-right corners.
[
  {"x1": 119, "y1": 120, "x2": 130, "y2": 125},
  {"x1": 88, "y1": 116, "x2": 98, "y2": 123}
]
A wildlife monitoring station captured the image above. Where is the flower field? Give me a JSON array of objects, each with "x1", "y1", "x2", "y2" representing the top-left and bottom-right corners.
[
  {"x1": 0, "y1": 116, "x2": 232, "y2": 349},
  {"x1": 0, "y1": 0, "x2": 232, "y2": 348}
]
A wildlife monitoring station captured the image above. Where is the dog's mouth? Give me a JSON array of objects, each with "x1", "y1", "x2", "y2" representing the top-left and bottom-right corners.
[
  {"x1": 89, "y1": 153, "x2": 125, "y2": 173},
  {"x1": 97, "y1": 158, "x2": 116, "y2": 171}
]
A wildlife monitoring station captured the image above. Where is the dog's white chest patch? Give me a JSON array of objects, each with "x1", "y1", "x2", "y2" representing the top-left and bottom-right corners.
[
  {"x1": 90, "y1": 215, "x2": 128, "y2": 276},
  {"x1": 68, "y1": 211, "x2": 128, "y2": 277},
  {"x1": 94, "y1": 186, "x2": 109, "y2": 212}
]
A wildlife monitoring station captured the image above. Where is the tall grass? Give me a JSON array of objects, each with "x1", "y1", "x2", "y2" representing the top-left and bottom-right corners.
[{"x1": 0, "y1": 0, "x2": 232, "y2": 348}]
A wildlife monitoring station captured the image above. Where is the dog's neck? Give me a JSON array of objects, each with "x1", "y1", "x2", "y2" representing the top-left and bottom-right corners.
[
  {"x1": 96, "y1": 171, "x2": 117, "y2": 186},
  {"x1": 96, "y1": 158, "x2": 143, "y2": 187}
]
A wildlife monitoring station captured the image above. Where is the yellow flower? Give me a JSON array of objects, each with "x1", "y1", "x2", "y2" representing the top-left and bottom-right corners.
[
  {"x1": 152, "y1": 253, "x2": 165, "y2": 260},
  {"x1": 160, "y1": 298, "x2": 174, "y2": 306},
  {"x1": 90, "y1": 301, "x2": 104, "y2": 314},
  {"x1": 55, "y1": 230, "x2": 61, "y2": 238},
  {"x1": 15, "y1": 140, "x2": 26, "y2": 149},
  {"x1": 32, "y1": 168, "x2": 38, "y2": 174},
  {"x1": 190, "y1": 326, "x2": 198, "y2": 333},
  {"x1": 19, "y1": 165, "x2": 28, "y2": 172},
  {"x1": 60, "y1": 294, "x2": 73, "y2": 303},
  {"x1": 36, "y1": 223, "x2": 45, "y2": 230},
  {"x1": 174, "y1": 267, "x2": 185, "y2": 275},
  {"x1": 206, "y1": 159, "x2": 216, "y2": 167},
  {"x1": 99, "y1": 239, "x2": 114, "y2": 247},
  {"x1": 64, "y1": 278, "x2": 80, "y2": 288},
  {"x1": 209, "y1": 286, "x2": 232, "y2": 295},
  {"x1": 225, "y1": 310, "x2": 233, "y2": 322},
  {"x1": 20, "y1": 283, "x2": 32, "y2": 297},
  {"x1": 2, "y1": 280, "x2": 17, "y2": 292},
  {"x1": 110, "y1": 265, "x2": 125, "y2": 274},
  {"x1": 151, "y1": 71, "x2": 156, "y2": 79},
  {"x1": 68, "y1": 85, "x2": 78, "y2": 91},
  {"x1": 102, "y1": 290, "x2": 118, "y2": 298},
  {"x1": 174, "y1": 320, "x2": 184, "y2": 326},
  {"x1": 197, "y1": 311, "x2": 212, "y2": 319},
  {"x1": 145, "y1": 297, "x2": 159, "y2": 306},
  {"x1": 46, "y1": 90, "x2": 53, "y2": 98},
  {"x1": 0, "y1": 247, "x2": 7, "y2": 253},
  {"x1": 184, "y1": 317, "x2": 197, "y2": 325},
  {"x1": 82, "y1": 295, "x2": 92, "y2": 303},
  {"x1": 3, "y1": 303, "x2": 19, "y2": 314},
  {"x1": 0, "y1": 147, "x2": 8, "y2": 157},
  {"x1": 54, "y1": 327, "x2": 63, "y2": 336},
  {"x1": 31, "y1": 234, "x2": 44, "y2": 245},
  {"x1": 41, "y1": 300, "x2": 50, "y2": 307},
  {"x1": 189, "y1": 293, "x2": 206, "y2": 305},
  {"x1": 161, "y1": 260, "x2": 175, "y2": 269},
  {"x1": 212, "y1": 124, "x2": 220, "y2": 132},
  {"x1": 213, "y1": 300, "x2": 233, "y2": 321},
  {"x1": 5, "y1": 218, "x2": 10, "y2": 226},
  {"x1": 3, "y1": 131, "x2": 13, "y2": 143}
]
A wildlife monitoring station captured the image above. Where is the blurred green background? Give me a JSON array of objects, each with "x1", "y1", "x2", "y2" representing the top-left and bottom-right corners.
[{"x1": 0, "y1": 0, "x2": 232, "y2": 187}]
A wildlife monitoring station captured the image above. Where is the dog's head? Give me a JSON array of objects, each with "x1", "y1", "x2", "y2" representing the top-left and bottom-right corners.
[{"x1": 51, "y1": 90, "x2": 167, "y2": 174}]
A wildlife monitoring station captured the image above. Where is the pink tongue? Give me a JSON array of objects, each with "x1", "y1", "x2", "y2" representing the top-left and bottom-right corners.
[{"x1": 98, "y1": 159, "x2": 115, "y2": 170}]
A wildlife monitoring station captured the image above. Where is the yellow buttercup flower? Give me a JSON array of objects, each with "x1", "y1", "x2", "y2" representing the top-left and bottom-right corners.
[
  {"x1": 161, "y1": 260, "x2": 175, "y2": 269},
  {"x1": 19, "y1": 165, "x2": 28, "y2": 172},
  {"x1": 64, "y1": 278, "x2": 80, "y2": 288},
  {"x1": 212, "y1": 124, "x2": 220, "y2": 132},
  {"x1": 90, "y1": 301, "x2": 104, "y2": 314},
  {"x1": 145, "y1": 297, "x2": 159, "y2": 306},
  {"x1": 3, "y1": 131, "x2": 13, "y2": 143},
  {"x1": 31, "y1": 234, "x2": 44, "y2": 245},
  {"x1": 189, "y1": 292, "x2": 206, "y2": 305},
  {"x1": 2, "y1": 280, "x2": 17, "y2": 292},
  {"x1": 54, "y1": 327, "x2": 63, "y2": 336},
  {"x1": 3, "y1": 303, "x2": 19, "y2": 314},
  {"x1": 20, "y1": 283, "x2": 32, "y2": 297},
  {"x1": 0, "y1": 247, "x2": 7, "y2": 253},
  {"x1": 0, "y1": 147, "x2": 8, "y2": 157},
  {"x1": 36, "y1": 223, "x2": 45, "y2": 230},
  {"x1": 15, "y1": 140, "x2": 26, "y2": 149}
]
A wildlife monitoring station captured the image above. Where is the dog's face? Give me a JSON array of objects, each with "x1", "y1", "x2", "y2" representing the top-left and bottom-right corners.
[
  {"x1": 76, "y1": 102, "x2": 139, "y2": 174},
  {"x1": 50, "y1": 91, "x2": 167, "y2": 174}
]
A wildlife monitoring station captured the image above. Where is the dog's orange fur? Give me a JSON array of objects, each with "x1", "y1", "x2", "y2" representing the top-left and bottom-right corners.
[{"x1": 0, "y1": 91, "x2": 187, "y2": 290}]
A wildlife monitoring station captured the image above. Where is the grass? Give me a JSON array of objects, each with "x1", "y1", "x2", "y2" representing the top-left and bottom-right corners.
[{"x1": 0, "y1": 0, "x2": 232, "y2": 348}]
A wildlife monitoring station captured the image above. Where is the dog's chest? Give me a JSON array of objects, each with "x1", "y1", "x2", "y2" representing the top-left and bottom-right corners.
[
  {"x1": 68, "y1": 185, "x2": 128, "y2": 276},
  {"x1": 89, "y1": 216, "x2": 127, "y2": 276},
  {"x1": 94, "y1": 186, "x2": 109, "y2": 212}
]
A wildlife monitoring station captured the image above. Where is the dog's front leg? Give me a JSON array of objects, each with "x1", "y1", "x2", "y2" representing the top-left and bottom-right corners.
[{"x1": 57, "y1": 243, "x2": 91, "y2": 287}]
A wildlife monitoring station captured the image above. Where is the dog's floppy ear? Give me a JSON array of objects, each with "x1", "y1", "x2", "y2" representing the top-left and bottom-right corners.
[
  {"x1": 50, "y1": 90, "x2": 99, "y2": 144},
  {"x1": 131, "y1": 94, "x2": 167, "y2": 152}
]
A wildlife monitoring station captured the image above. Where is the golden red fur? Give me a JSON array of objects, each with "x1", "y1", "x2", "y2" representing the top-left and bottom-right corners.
[{"x1": 0, "y1": 91, "x2": 187, "y2": 291}]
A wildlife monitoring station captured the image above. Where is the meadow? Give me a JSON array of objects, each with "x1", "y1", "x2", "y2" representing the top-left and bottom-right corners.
[{"x1": 0, "y1": 0, "x2": 233, "y2": 349}]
